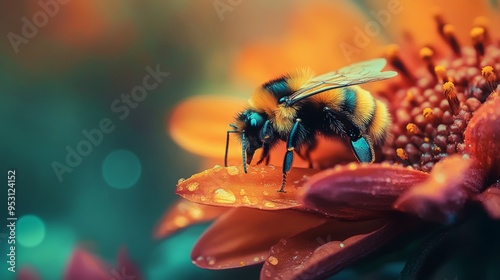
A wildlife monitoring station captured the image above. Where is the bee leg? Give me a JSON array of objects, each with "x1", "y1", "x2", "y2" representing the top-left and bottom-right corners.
[
  {"x1": 349, "y1": 134, "x2": 375, "y2": 163},
  {"x1": 279, "y1": 118, "x2": 302, "y2": 192},
  {"x1": 256, "y1": 143, "x2": 271, "y2": 165}
]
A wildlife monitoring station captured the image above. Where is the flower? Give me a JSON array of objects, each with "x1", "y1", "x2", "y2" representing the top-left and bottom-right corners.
[
  {"x1": 16, "y1": 247, "x2": 142, "y2": 280},
  {"x1": 161, "y1": 1, "x2": 500, "y2": 279}
]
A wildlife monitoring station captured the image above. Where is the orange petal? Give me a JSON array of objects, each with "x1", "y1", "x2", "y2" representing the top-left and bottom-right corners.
[
  {"x1": 177, "y1": 165, "x2": 317, "y2": 210},
  {"x1": 168, "y1": 95, "x2": 247, "y2": 160},
  {"x1": 154, "y1": 199, "x2": 228, "y2": 239},
  {"x1": 394, "y1": 155, "x2": 476, "y2": 223},
  {"x1": 233, "y1": 1, "x2": 384, "y2": 85},
  {"x1": 300, "y1": 163, "x2": 429, "y2": 219},
  {"x1": 474, "y1": 184, "x2": 500, "y2": 219},
  {"x1": 192, "y1": 207, "x2": 327, "y2": 269},
  {"x1": 63, "y1": 247, "x2": 111, "y2": 280},
  {"x1": 464, "y1": 97, "x2": 500, "y2": 183},
  {"x1": 261, "y1": 217, "x2": 416, "y2": 280}
]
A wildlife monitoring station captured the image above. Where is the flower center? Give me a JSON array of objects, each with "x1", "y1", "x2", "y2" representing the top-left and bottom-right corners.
[{"x1": 380, "y1": 15, "x2": 499, "y2": 172}]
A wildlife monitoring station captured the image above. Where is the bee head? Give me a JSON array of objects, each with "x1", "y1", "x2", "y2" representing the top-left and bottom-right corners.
[{"x1": 237, "y1": 110, "x2": 267, "y2": 166}]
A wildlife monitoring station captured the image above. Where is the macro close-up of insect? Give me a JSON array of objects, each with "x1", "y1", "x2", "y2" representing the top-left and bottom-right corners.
[{"x1": 224, "y1": 58, "x2": 398, "y2": 192}]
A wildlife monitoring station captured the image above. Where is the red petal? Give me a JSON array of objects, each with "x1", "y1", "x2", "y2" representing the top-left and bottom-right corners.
[
  {"x1": 177, "y1": 165, "x2": 317, "y2": 210},
  {"x1": 464, "y1": 97, "x2": 500, "y2": 182},
  {"x1": 261, "y1": 217, "x2": 416, "y2": 280},
  {"x1": 154, "y1": 199, "x2": 228, "y2": 238},
  {"x1": 300, "y1": 163, "x2": 429, "y2": 219},
  {"x1": 63, "y1": 248, "x2": 111, "y2": 280},
  {"x1": 474, "y1": 183, "x2": 500, "y2": 219},
  {"x1": 192, "y1": 208, "x2": 327, "y2": 269},
  {"x1": 394, "y1": 155, "x2": 472, "y2": 223}
]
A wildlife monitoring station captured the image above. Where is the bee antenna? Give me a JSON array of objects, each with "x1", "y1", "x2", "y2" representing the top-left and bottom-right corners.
[
  {"x1": 225, "y1": 126, "x2": 238, "y2": 167},
  {"x1": 241, "y1": 131, "x2": 248, "y2": 173}
]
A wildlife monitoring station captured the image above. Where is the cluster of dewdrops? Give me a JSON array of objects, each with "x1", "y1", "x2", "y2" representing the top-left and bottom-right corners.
[{"x1": 380, "y1": 15, "x2": 499, "y2": 172}]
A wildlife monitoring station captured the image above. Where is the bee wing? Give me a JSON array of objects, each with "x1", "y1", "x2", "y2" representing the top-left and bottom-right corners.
[{"x1": 284, "y1": 58, "x2": 397, "y2": 106}]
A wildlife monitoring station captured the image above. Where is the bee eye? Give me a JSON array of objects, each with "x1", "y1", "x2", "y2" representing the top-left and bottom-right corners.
[{"x1": 247, "y1": 111, "x2": 264, "y2": 127}]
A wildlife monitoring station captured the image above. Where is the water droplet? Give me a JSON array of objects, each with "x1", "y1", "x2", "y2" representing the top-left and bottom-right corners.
[
  {"x1": 189, "y1": 207, "x2": 203, "y2": 219},
  {"x1": 242, "y1": 196, "x2": 258, "y2": 205},
  {"x1": 174, "y1": 216, "x2": 188, "y2": 227},
  {"x1": 187, "y1": 182, "x2": 199, "y2": 192},
  {"x1": 177, "y1": 186, "x2": 184, "y2": 191},
  {"x1": 263, "y1": 190, "x2": 269, "y2": 196},
  {"x1": 264, "y1": 201, "x2": 276, "y2": 208},
  {"x1": 254, "y1": 257, "x2": 260, "y2": 263},
  {"x1": 206, "y1": 256, "x2": 216, "y2": 266},
  {"x1": 347, "y1": 163, "x2": 358, "y2": 170},
  {"x1": 177, "y1": 178, "x2": 185, "y2": 184},
  {"x1": 227, "y1": 166, "x2": 239, "y2": 175},
  {"x1": 268, "y1": 165, "x2": 276, "y2": 170},
  {"x1": 240, "y1": 261, "x2": 245, "y2": 266},
  {"x1": 268, "y1": 256, "x2": 279, "y2": 266},
  {"x1": 264, "y1": 269, "x2": 272, "y2": 277},
  {"x1": 214, "y1": 189, "x2": 236, "y2": 204},
  {"x1": 200, "y1": 196, "x2": 207, "y2": 202},
  {"x1": 213, "y1": 165, "x2": 222, "y2": 171},
  {"x1": 196, "y1": 256, "x2": 204, "y2": 262},
  {"x1": 339, "y1": 242, "x2": 345, "y2": 248},
  {"x1": 240, "y1": 189, "x2": 246, "y2": 195}
]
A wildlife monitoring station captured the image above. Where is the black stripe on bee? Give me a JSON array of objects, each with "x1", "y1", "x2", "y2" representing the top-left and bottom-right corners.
[
  {"x1": 262, "y1": 76, "x2": 293, "y2": 99},
  {"x1": 342, "y1": 87, "x2": 357, "y2": 115}
]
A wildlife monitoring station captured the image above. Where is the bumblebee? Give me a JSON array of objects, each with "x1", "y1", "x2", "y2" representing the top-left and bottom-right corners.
[{"x1": 224, "y1": 58, "x2": 397, "y2": 192}]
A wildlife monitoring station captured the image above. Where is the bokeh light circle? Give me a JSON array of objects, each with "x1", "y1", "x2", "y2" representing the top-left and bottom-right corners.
[
  {"x1": 17, "y1": 215, "x2": 46, "y2": 247},
  {"x1": 102, "y1": 149, "x2": 142, "y2": 189}
]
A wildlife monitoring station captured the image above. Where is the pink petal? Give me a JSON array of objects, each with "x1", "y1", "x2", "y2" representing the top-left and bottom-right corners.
[
  {"x1": 464, "y1": 97, "x2": 500, "y2": 183},
  {"x1": 63, "y1": 247, "x2": 111, "y2": 280},
  {"x1": 300, "y1": 163, "x2": 429, "y2": 219},
  {"x1": 154, "y1": 199, "x2": 228, "y2": 239},
  {"x1": 191, "y1": 207, "x2": 327, "y2": 269},
  {"x1": 17, "y1": 267, "x2": 40, "y2": 280},
  {"x1": 474, "y1": 183, "x2": 500, "y2": 219},
  {"x1": 261, "y1": 217, "x2": 417, "y2": 280},
  {"x1": 177, "y1": 165, "x2": 317, "y2": 210},
  {"x1": 394, "y1": 155, "x2": 473, "y2": 223},
  {"x1": 116, "y1": 247, "x2": 142, "y2": 280}
]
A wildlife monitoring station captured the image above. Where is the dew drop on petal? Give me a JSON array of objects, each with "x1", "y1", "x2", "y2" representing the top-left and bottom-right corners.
[
  {"x1": 268, "y1": 256, "x2": 279, "y2": 266},
  {"x1": 268, "y1": 165, "x2": 276, "y2": 170},
  {"x1": 264, "y1": 270, "x2": 272, "y2": 277},
  {"x1": 264, "y1": 201, "x2": 276, "y2": 208},
  {"x1": 227, "y1": 166, "x2": 240, "y2": 175},
  {"x1": 263, "y1": 190, "x2": 269, "y2": 196},
  {"x1": 187, "y1": 182, "x2": 199, "y2": 192},
  {"x1": 254, "y1": 257, "x2": 260, "y2": 263},
  {"x1": 177, "y1": 178, "x2": 185, "y2": 184},
  {"x1": 340, "y1": 242, "x2": 345, "y2": 248},
  {"x1": 206, "y1": 256, "x2": 216, "y2": 266},
  {"x1": 196, "y1": 256, "x2": 204, "y2": 262},
  {"x1": 240, "y1": 261, "x2": 245, "y2": 266},
  {"x1": 213, "y1": 189, "x2": 236, "y2": 204},
  {"x1": 213, "y1": 165, "x2": 222, "y2": 172},
  {"x1": 200, "y1": 196, "x2": 207, "y2": 202}
]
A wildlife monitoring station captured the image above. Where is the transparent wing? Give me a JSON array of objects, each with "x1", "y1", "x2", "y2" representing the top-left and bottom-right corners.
[{"x1": 284, "y1": 58, "x2": 397, "y2": 106}]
